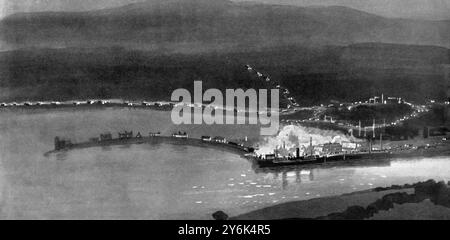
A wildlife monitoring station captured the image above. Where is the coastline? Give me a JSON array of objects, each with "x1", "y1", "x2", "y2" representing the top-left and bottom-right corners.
[
  {"x1": 0, "y1": 100, "x2": 175, "y2": 112},
  {"x1": 231, "y1": 189, "x2": 414, "y2": 220},
  {"x1": 229, "y1": 180, "x2": 450, "y2": 220}
]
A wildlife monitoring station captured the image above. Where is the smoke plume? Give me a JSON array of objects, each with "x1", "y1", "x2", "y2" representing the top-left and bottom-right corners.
[{"x1": 256, "y1": 124, "x2": 361, "y2": 155}]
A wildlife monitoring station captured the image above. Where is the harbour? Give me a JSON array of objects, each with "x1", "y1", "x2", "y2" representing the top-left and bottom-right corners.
[
  {"x1": 1, "y1": 107, "x2": 450, "y2": 219},
  {"x1": 46, "y1": 119, "x2": 450, "y2": 170},
  {"x1": 1, "y1": 0, "x2": 450, "y2": 222}
]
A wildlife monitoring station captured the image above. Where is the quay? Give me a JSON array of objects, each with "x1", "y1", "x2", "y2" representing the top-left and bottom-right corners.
[
  {"x1": 46, "y1": 131, "x2": 255, "y2": 156},
  {"x1": 47, "y1": 131, "x2": 450, "y2": 168},
  {"x1": 250, "y1": 136, "x2": 450, "y2": 168}
]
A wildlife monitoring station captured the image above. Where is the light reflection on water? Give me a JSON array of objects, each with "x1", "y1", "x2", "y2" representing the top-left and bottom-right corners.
[{"x1": 0, "y1": 108, "x2": 450, "y2": 219}]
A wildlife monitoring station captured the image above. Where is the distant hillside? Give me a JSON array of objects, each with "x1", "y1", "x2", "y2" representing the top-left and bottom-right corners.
[
  {"x1": 341, "y1": 43, "x2": 450, "y2": 67},
  {"x1": 1, "y1": 0, "x2": 449, "y2": 52},
  {"x1": 1, "y1": 43, "x2": 448, "y2": 105}
]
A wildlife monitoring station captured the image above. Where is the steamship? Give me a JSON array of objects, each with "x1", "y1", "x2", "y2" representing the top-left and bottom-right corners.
[
  {"x1": 251, "y1": 138, "x2": 391, "y2": 168},
  {"x1": 253, "y1": 151, "x2": 391, "y2": 168}
]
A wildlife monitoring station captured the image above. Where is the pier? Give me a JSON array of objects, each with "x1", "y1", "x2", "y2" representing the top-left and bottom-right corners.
[{"x1": 46, "y1": 132, "x2": 255, "y2": 157}]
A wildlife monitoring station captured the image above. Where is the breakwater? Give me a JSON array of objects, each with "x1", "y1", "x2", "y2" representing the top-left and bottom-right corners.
[{"x1": 45, "y1": 134, "x2": 255, "y2": 157}]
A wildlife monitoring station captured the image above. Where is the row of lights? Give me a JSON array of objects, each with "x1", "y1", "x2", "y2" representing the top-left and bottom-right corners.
[{"x1": 0, "y1": 100, "x2": 172, "y2": 108}]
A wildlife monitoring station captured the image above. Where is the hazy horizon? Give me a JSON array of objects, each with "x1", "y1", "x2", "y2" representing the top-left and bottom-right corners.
[
  {"x1": 245, "y1": 0, "x2": 450, "y2": 20},
  {"x1": 1, "y1": 0, "x2": 449, "y2": 20}
]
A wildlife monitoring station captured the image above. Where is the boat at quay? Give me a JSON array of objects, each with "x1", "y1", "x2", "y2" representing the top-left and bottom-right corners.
[
  {"x1": 249, "y1": 137, "x2": 450, "y2": 168},
  {"x1": 251, "y1": 151, "x2": 391, "y2": 168},
  {"x1": 46, "y1": 129, "x2": 450, "y2": 170}
]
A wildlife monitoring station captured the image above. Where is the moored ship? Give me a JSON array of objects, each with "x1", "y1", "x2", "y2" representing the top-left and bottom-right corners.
[
  {"x1": 250, "y1": 137, "x2": 391, "y2": 168},
  {"x1": 252, "y1": 151, "x2": 391, "y2": 168}
]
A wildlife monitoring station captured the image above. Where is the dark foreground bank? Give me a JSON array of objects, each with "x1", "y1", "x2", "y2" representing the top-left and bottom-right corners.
[{"x1": 212, "y1": 180, "x2": 450, "y2": 220}]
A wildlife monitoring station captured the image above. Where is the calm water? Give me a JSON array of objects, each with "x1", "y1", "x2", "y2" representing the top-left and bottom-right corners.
[{"x1": 0, "y1": 107, "x2": 449, "y2": 219}]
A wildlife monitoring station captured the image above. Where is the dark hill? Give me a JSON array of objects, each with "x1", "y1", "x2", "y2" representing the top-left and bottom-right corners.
[
  {"x1": 0, "y1": 44, "x2": 448, "y2": 105},
  {"x1": 1, "y1": 0, "x2": 449, "y2": 52}
]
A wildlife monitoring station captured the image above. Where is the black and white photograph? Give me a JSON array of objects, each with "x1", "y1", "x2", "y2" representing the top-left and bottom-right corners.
[{"x1": 0, "y1": 0, "x2": 450, "y2": 222}]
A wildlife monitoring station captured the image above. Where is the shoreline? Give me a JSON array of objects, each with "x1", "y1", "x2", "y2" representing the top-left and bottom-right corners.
[
  {"x1": 227, "y1": 180, "x2": 450, "y2": 220},
  {"x1": 0, "y1": 100, "x2": 175, "y2": 112}
]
